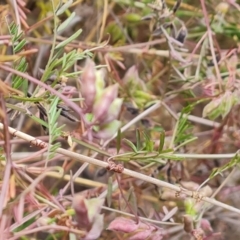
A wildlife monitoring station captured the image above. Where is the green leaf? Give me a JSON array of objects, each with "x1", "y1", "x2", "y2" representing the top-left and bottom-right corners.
[
  {"x1": 158, "y1": 130, "x2": 165, "y2": 153},
  {"x1": 145, "y1": 140, "x2": 154, "y2": 152},
  {"x1": 55, "y1": 29, "x2": 82, "y2": 49},
  {"x1": 107, "y1": 177, "x2": 113, "y2": 207},
  {"x1": 158, "y1": 154, "x2": 184, "y2": 161},
  {"x1": 50, "y1": 142, "x2": 61, "y2": 152},
  {"x1": 57, "y1": 12, "x2": 76, "y2": 32},
  {"x1": 46, "y1": 97, "x2": 65, "y2": 162},
  {"x1": 127, "y1": 186, "x2": 137, "y2": 214},
  {"x1": 185, "y1": 199, "x2": 197, "y2": 216},
  {"x1": 209, "y1": 168, "x2": 220, "y2": 179},
  {"x1": 21, "y1": 78, "x2": 28, "y2": 96},
  {"x1": 143, "y1": 130, "x2": 154, "y2": 152},
  {"x1": 116, "y1": 129, "x2": 121, "y2": 154},
  {"x1": 62, "y1": 52, "x2": 67, "y2": 70},
  {"x1": 85, "y1": 198, "x2": 105, "y2": 221},
  {"x1": 123, "y1": 138, "x2": 138, "y2": 153},
  {"x1": 123, "y1": 13, "x2": 141, "y2": 22},
  {"x1": 105, "y1": 22, "x2": 123, "y2": 42},
  {"x1": 203, "y1": 91, "x2": 237, "y2": 120},
  {"x1": 56, "y1": 0, "x2": 73, "y2": 16},
  {"x1": 174, "y1": 105, "x2": 194, "y2": 145},
  {"x1": 51, "y1": 48, "x2": 65, "y2": 65},
  {"x1": 209, "y1": 152, "x2": 240, "y2": 179},
  {"x1": 136, "y1": 129, "x2": 141, "y2": 151},
  {"x1": 12, "y1": 58, "x2": 28, "y2": 89},
  {"x1": 62, "y1": 51, "x2": 85, "y2": 71},
  {"x1": 14, "y1": 39, "x2": 26, "y2": 53},
  {"x1": 30, "y1": 115, "x2": 48, "y2": 129},
  {"x1": 202, "y1": 98, "x2": 221, "y2": 119},
  {"x1": 9, "y1": 22, "x2": 17, "y2": 36}
]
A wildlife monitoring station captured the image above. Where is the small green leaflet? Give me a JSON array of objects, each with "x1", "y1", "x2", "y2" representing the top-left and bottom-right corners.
[
  {"x1": 55, "y1": 29, "x2": 82, "y2": 49},
  {"x1": 56, "y1": 0, "x2": 73, "y2": 16},
  {"x1": 57, "y1": 12, "x2": 76, "y2": 32}
]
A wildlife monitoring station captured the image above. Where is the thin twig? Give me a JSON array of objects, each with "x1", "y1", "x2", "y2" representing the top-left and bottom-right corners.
[
  {"x1": 102, "y1": 206, "x2": 181, "y2": 226},
  {"x1": 200, "y1": 0, "x2": 222, "y2": 91},
  {"x1": 60, "y1": 100, "x2": 164, "y2": 194},
  {"x1": 0, "y1": 94, "x2": 12, "y2": 217},
  {"x1": 10, "y1": 0, "x2": 21, "y2": 34},
  {"x1": 1, "y1": 123, "x2": 240, "y2": 214}
]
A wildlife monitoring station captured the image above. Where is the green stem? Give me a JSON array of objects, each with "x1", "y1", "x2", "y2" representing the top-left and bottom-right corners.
[
  {"x1": 9, "y1": 96, "x2": 44, "y2": 102},
  {"x1": 72, "y1": 137, "x2": 111, "y2": 157},
  {"x1": 33, "y1": 0, "x2": 58, "y2": 98},
  {"x1": 42, "y1": 0, "x2": 58, "y2": 82}
]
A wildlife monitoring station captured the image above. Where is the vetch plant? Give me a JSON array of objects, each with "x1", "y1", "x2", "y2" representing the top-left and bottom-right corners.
[
  {"x1": 79, "y1": 59, "x2": 123, "y2": 140},
  {"x1": 1, "y1": 0, "x2": 240, "y2": 239}
]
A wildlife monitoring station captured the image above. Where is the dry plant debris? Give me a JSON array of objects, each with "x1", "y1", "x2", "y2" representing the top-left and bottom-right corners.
[{"x1": 0, "y1": 0, "x2": 240, "y2": 239}]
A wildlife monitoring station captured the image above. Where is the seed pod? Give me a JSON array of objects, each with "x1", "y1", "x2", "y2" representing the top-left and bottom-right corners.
[{"x1": 80, "y1": 58, "x2": 96, "y2": 111}]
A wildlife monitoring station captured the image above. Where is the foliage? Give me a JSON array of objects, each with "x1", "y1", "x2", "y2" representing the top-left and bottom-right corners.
[{"x1": 0, "y1": 0, "x2": 240, "y2": 239}]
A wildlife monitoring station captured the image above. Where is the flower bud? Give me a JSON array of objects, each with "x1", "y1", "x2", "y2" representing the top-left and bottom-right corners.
[
  {"x1": 92, "y1": 84, "x2": 119, "y2": 123},
  {"x1": 95, "y1": 69, "x2": 106, "y2": 98},
  {"x1": 80, "y1": 58, "x2": 96, "y2": 111},
  {"x1": 122, "y1": 66, "x2": 145, "y2": 92},
  {"x1": 102, "y1": 98, "x2": 123, "y2": 124},
  {"x1": 122, "y1": 65, "x2": 138, "y2": 86}
]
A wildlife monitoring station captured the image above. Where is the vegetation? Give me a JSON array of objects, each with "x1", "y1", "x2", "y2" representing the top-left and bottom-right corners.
[{"x1": 0, "y1": 0, "x2": 240, "y2": 239}]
